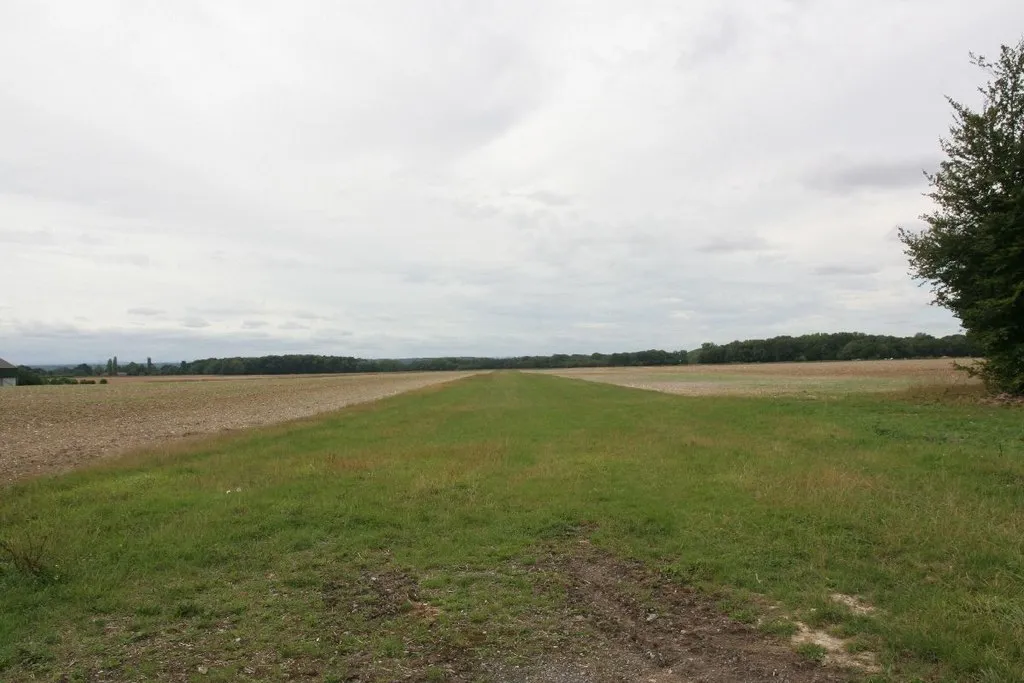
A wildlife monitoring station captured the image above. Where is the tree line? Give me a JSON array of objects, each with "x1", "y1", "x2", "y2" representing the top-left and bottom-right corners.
[
  {"x1": 690, "y1": 332, "x2": 976, "y2": 365},
  {"x1": 15, "y1": 332, "x2": 975, "y2": 382}
]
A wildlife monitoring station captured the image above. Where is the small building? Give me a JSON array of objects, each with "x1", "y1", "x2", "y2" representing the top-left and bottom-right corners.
[{"x1": 0, "y1": 357, "x2": 16, "y2": 387}]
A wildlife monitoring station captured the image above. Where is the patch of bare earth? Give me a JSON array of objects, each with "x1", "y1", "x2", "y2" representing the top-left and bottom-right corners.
[
  {"x1": 828, "y1": 593, "x2": 876, "y2": 618},
  {"x1": 778, "y1": 594, "x2": 880, "y2": 674},
  {"x1": 0, "y1": 372, "x2": 476, "y2": 484},
  {"x1": 34, "y1": 545, "x2": 872, "y2": 682},
  {"x1": 483, "y1": 543, "x2": 862, "y2": 683},
  {"x1": 791, "y1": 623, "x2": 878, "y2": 674}
]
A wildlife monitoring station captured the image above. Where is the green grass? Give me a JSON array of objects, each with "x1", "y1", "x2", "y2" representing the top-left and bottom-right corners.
[
  {"x1": 2, "y1": 372, "x2": 1023, "y2": 681},
  {"x1": 797, "y1": 642, "x2": 830, "y2": 664}
]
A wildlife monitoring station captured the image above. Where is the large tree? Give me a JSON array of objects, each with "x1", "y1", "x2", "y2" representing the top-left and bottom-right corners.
[{"x1": 900, "y1": 39, "x2": 1024, "y2": 394}]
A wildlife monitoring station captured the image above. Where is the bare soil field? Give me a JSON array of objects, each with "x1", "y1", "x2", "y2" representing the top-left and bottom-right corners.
[
  {"x1": 102, "y1": 373, "x2": 399, "y2": 383},
  {"x1": 0, "y1": 372, "x2": 476, "y2": 484},
  {"x1": 538, "y1": 358, "x2": 978, "y2": 397}
]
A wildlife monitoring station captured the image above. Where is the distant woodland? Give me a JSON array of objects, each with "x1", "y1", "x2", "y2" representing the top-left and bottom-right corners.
[{"x1": 14, "y1": 332, "x2": 976, "y2": 383}]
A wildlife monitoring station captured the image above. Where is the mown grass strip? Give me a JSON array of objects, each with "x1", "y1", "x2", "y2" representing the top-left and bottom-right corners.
[{"x1": 1, "y1": 372, "x2": 1022, "y2": 681}]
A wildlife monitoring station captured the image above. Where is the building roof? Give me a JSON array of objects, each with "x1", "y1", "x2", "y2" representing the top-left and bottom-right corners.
[{"x1": 0, "y1": 358, "x2": 16, "y2": 370}]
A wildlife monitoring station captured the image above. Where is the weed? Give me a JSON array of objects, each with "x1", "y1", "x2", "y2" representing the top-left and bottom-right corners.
[
  {"x1": 796, "y1": 642, "x2": 828, "y2": 663},
  {"x1": 760, "y1": 618, "x2": 799, "y2": 638},
  {"x1": 0, "y1": 534, "x2": 54, "y2": 580},
  {"x1": 173, "y1": 602, "x2": 202, "y2": 619},
  {"x1": 15, "y1": 643, "x2": 54, "y2": 669}
]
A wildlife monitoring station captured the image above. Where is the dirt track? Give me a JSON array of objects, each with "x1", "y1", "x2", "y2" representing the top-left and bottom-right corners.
[{"x1": 0, "y1": 372, "x2": 475, "y2": 484}]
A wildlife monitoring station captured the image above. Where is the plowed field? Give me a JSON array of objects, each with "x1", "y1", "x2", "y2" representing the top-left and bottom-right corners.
[{"x1": 0, "y1": 372, "x2": 475, "y2": 484}]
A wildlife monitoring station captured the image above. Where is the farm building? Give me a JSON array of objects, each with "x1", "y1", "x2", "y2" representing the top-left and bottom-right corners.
[{"x1": 0, "y1": 357, "x2": 17, "y2": 387}]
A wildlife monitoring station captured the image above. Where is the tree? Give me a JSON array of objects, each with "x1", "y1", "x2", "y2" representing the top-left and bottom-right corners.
[
  {"x1": 899, "y1": 39, "x2": 1024, "y2": 394},
  {"x1": 15, "y1": 366, "x2": 44, "y2": 386}
]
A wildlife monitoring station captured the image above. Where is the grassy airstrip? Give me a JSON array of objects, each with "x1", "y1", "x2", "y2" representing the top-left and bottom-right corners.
[{"x1": 2, "y1": 371, "x2": 1022, "y2": 681}]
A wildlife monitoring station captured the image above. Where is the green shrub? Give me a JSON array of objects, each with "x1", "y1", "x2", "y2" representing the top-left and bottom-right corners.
[{"x1": 14, "y1": 367, "x2": 44, "y2": 386}]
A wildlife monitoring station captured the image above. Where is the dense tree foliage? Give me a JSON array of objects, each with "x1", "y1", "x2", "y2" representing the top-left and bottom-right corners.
[
  {"x1": 14, "y1": 366, "x2": 45, "y2": 385},
  {"x1": 899, "y1": 39, "x2": 1024, "y2": 394},
  {"x1": 178, "y1": 349, "x2": 690, "y2": 374},
  {"x1": 690, "y1": 332, "x2": 975, "y2": 365},
  {"x1": 16, "y1": 332, "x2": 975, "y2": 382},
  {"x1": 13, "y1": 366, "x2": 81, "y2": 385}
]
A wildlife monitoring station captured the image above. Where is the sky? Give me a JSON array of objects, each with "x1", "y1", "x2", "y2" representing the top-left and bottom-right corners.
[{"x1": 2, "y1": 1, "x2": 1022, "y2": 364}]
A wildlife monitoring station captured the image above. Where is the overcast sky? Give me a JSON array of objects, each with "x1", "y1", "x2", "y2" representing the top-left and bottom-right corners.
[{"x1": 2, "y1": 1, "x2": 1021, "y2": 364}]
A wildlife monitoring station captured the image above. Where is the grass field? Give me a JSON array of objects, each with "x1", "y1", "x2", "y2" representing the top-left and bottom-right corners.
[{"x1": 1, "y1": 369, "x2": 1022, "y2": 681}]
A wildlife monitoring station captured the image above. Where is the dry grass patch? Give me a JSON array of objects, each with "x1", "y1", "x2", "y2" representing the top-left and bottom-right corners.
[
  {"x1": 540, "y1": 358, "x2": 980, "y2": 397},
  {"x1": 740, "y1": 465, "x2": 882, "y2": 507}
]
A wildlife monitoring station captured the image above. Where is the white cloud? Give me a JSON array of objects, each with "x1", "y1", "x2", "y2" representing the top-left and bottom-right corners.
[
  {"x1": 2, "y1": 0, "x2": 1015, "y2": 363},
  {"x1": 127, "y1": 307, "x2": 165, "y2": 317}
]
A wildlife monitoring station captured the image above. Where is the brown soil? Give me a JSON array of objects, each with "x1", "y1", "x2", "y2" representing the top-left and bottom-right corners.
[
  {"x1": 0, "y1": 372, "x2": 476, "y2": 485},
  {"x1": 37, "y1": 544, "x2": 864, "y2": 682},
  {"x1": 482, "y1": 543, "x2": 860, "y2": 683}
]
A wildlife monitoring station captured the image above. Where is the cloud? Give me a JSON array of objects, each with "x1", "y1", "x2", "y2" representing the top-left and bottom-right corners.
[
  {"x1": 694, "y1": 236, "x2": 772, "y2": 254},
  {"x1": 78, "y1": 232, "x2": 106, "y2": 245},
  {"x1": 0, "y1": 322, "x2": 306, "y2": 365},
  {"x1": 806, "y1": 158, "x2": 935, "y2": 193},
  {"x1": 521, "y1": 190, "x2": 572, "y2": 206},
  {"x1": 812, "y1": 264, "x2": 881, "y2": 277},
  {"x1": 677, "y1": 10, "x2": 740, "y2": 68},
  {"x1": 107, "y1": 253, "x2": 151, "y2": 268},
  {"x1": 574, "y1": 322, "x2": 620, "y2": 330},
  {"x1": 309, "y1": 328, "x2": 354, "y2": 343},
  {"x1": 2, "y1": 0, "x2": 1003, "y2": 362},
  {"x1": 0, "y1": 228, "x2": 54, "y2": 245},
  {"x1": 0, "y1": 96, "x2": 259, "y2": 232}
]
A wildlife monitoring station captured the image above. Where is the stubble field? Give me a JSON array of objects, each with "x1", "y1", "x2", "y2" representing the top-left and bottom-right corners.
[
  {"x1": 0, "y1": 372, "x2": 476, "y2": 484},
  {"x1": 538, "y1": 358, "x2": 977, "y2": 396}
]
